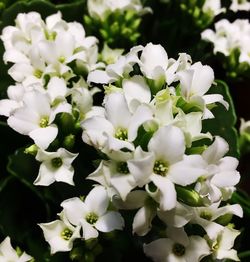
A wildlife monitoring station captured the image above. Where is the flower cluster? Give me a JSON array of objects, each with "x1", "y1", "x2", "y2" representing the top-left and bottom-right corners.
[
  {"x1": 0, "y1": 11, "x2": 102, "y2": 185},
  {"x1": 202, "y1": 19, "x2": 250, "y2": 77},
  {"x1": 0, "y1": 10, "x2": 244, "y2": 262},
  {"x1": 84, "y1": 0, "x2": 151, "y2": 46}
]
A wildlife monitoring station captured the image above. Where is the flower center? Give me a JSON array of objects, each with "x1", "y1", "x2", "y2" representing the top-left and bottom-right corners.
[
  {"x1": 172, "y1": 243, "x2": 185, "y2": 257},
  {"x1": 153, "y1": 160, "x2": 168, "y2": 176},
  {"x1": 85, "y1": 212, "x2": 98, "y2": 224},
  {"x1": 117, "y1": 162, "x2": 129, "y2": 174},
  {"x1": 115, "y1": 127, "x2": 128, "y2": 141},
  {"x1": 200, "y1": 210, "x2": 212, "y2": 220},
  {"x1": 39, "y1": 116, "x2": 49, "y2": 128},
  {"x1": 51, "y1": 157, "x2": 63, "y2": 168},
  {"x1": 59, "y1": 56, "x2": 66, "y2": 63},
  {"x1": 61, "y1": 228, "x2": 73, "y2": 240},
  {"x1": 33, "y1": 69, "x2": 43, "y2": 79},
  {"x1": 45, "y1": 30, "x2": 57, "y2": 41}
]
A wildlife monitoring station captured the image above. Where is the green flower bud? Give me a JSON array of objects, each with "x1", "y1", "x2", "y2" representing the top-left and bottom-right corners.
[
  {"x1": 176, "y1": 186, "x2": 204, "y2": 207},
  {"x1": 63, "y1": 134, "x2": 75, "y2": 150},
  {"x1": 24, "y1": 144, "x2": 38, "y2": 156}
]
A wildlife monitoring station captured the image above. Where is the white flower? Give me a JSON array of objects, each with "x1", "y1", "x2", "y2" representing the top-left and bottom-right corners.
[
  {"x1": 88, "y1": 160, "x2": 136, "y2": 201},
  {"x1": 39, "y1": 219, "x2": 81, "y2": 254},
  {"x1": 208, "y1": 227, "x2": 241, "y2": 261},
  {"x1": 7, "y1": 91, "x2": 71, "y2": 149},
  {"x1": 195, "y1": 136, "x2": 241, "y2": 203},
  {"x1": 87, "y1": 45, "x2": 142, "y2": 85},
  {"x1": 177, "y1": 62, "x2": 228, "y2": 118},
  {"x1": 61, "y1": 186, "x2": 124, "y2": 240},
  {"x1": 190, "y1": 202, "x2": 243, "y2": 240},
  {"x1": 101, "y1": 43, "x2": 124, "y2": 65},
  {"x1": 144, "y1": 227, "x2": 211, "y2": 262},
  {"x1": 128, "y1": 125, "x2": 206, "y2": 210},
  {"x1": 34, "y1": 147, "x2": 78, "y2": 186},
  {"x1": 139, "y1": 43, "x2": 192, "y2": 86},
  {"x1": 230, "y1": 0, "x2": 250, "y2": 12},
  {"x1": 202, "y1": 0, "x2": 225, "y2": 17},
  {"x1": 82, "y1": 92, "x2": 154, "y2": 160},
  {"x1": 0, "y1": 236, "x2": 33, "y2": 261}
]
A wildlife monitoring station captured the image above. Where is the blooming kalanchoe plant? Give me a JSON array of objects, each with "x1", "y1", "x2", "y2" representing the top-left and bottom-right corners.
[
  {"x1": 80, "y1": 43, "x2": 242, "y2": 261},
  {"x1": 0, "y1": 10, "x2": 244, "y2": 262}
]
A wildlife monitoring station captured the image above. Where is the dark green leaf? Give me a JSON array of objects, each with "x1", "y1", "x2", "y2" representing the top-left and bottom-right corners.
[{"x1": 202, "y1": 80, "x2": 239, "y2": 157}]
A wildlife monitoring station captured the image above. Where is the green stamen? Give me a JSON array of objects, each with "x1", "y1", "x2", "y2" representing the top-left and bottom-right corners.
[
  {"x1": 115, "y1": 127, "x2": 128, "y2": 141},
  {"x1": 61, "y1": 228, "x2": 73, "y2": 241},
  {"x1": 59, "y1": 56, "x2": 66, "y2": 63},
  {"x1": 39, "y1": 116, "x2": 49, "y2": 128},
  {"x1": 117, "y1": 162, "x2": 129, "y2": 174},
  {"x1": 51, "y1": 157, "x2": 63, "y2": 168},
  {"x1": 172, "y1": 243, "x2": 185, "y2": 256},
  {"x1": 153, "y1": 160, "x2": 168, "y2": 176},
  {"x1": 86, "y1": 212, "x2": 98, "y2": 224},
  {"x1": 200, "y1": 210, "x2": 213, "y2": 220},
  {"x1": 33, "y1": 69, "x2": 43, "y2": 79}
]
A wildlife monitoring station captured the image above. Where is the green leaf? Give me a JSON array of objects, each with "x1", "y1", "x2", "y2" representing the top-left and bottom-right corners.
[{"x1": 202, "y1": 80, "x2": 239, "y2": 157}]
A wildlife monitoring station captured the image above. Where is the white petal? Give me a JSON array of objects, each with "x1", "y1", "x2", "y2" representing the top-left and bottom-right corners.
[
  {"x1": 219, "y1": 227, "x2": 241, "y2": 251},
  {"x1": 61, "y1": 197, "x2": 87, "y2": 226},
  {"x1": 140, "y1": 43, "x2": 168, "y2": 79},
  {"x1": 34, "y1": 163, "x2": 55, "y2": 186},
  {"x1": 202, "y1": 136, "x2": 229, "y2": 164},
  {"x1": 105, "y1": 92, "x2": 132, "y2": 128},
  {"x1": 203, "y1": 94, "x2": 229, "y2": 109},
  {"x1": 191, "y1": 62, "x2": 214, "y2": 96},
  {"x1": 123, "y1": 75, "x2": 151, "y2": 112},
  {"x1": 0, "y1": 99, "x2": 20, "y2": 117},
  {"x1": 119, "y1": 190, "x2": 148, "y2": 209},
  {"x1": 211, "y1": 171, "x2": 240, "y2": 187},
  {"x1": 144, "y1": 238, "x2": 172, "y2": 262},
  {"x1": 54, "y1": 166, "x2": 75, "y2": 185},
  {"x1": 185, "y1": 236, "x2": 211, "y2": 262},
  {"x1": 85, "y1": 186, "x2": 109, "y2": 216},
  {"x1": 132, "y1": 206, "x2": 156, "y2": 236},
  {"x1": 110, "y1": 174, "x2": 136, "y2": 201},
  {"x1": 168, "y1": 155, "x2": 206, "y2": 186},
  {"x1": 29, "y1": 125, "x2": 58, "y2": 149},
  {"x1": 128, "y1": 104, "x2": 154, "y2": 141},
  {"x1": 7, "y1": 108, "x2": 39, "y2": 134},
  {"x1": 87, "y1": 70, "x2": 114, "y2": 84},
  {"x1": 95, "y1": 211, "x2": 124, "y2": 232},
  {"x1": 158, "y1": 202, "x2": 192, "y2": 228},
  {"x1": 148, "y1": 125, "x2": 185, "y2": 164},
  {"x1": 81, "y1": 116, "x2": 114, "y2": 149},
  {"x1": 151, "y1": 175, "x2": 177, "y2": 211},
  {"x1": 47, "y1": 77, "x2": 67, "y2": 102},
  {"x1": 127, "y1": 147, "x2": 155, "y2": 187},
  {"x1": 81, "y1": 220, "x2": 98, "y2": 240}
]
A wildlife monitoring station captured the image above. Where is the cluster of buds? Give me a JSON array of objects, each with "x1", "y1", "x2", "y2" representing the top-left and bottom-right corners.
[
  {"x1": 84, "y1": 0, "x2": 151, "y2": 47},
  {"x1": 202, "y1": 19, "x2": 250, "y2": 78},
  {"x1": 179, "y1": 0, "x2": 225, "y2": 28}
]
